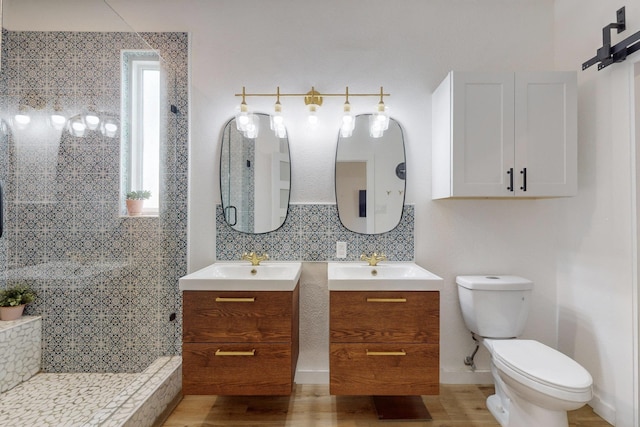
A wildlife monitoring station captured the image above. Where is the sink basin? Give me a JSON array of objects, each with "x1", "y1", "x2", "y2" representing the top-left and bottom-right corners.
[
  {"x1": 328, "y1": 262, "x2": 443, "y2": 291},
  {"x1": 178, "y1": 262, "x2": 302, "y2": 291}
]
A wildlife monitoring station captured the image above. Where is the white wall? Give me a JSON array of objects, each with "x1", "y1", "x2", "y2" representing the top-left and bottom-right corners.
[
  {"x1": 553, "y1": 1, "x2": 639, "y2": 425},
  {"x1": 105, "y1": 0, "x2": 563, "y2": 384}
]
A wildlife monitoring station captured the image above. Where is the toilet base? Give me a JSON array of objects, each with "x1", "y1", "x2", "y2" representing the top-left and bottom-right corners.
[
  {"x1": 488, "y1": 392, "x2": 570, "y2": 427},
  {"x1": 487, "y1": 357, "x2": 572, "y2": 427},
  {"x1": 507, "y1": 391, "x2": 569, "y2": 427},
  {"x1": 486, "y1": 394, "x2": 508, "y2": 426}
]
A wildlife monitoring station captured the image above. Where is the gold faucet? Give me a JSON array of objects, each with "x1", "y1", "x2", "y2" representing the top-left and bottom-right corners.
[
  {"x1": 241, "y1": 251, "x2": 269, "y2": 266},
  {"x1": 361, "y1": 252, "x2": 387, "y2": 266}
]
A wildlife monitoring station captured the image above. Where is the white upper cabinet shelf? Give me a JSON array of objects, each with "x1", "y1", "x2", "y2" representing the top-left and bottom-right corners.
[{"x1": 431, "y1": 71, "x2": 577, "y2": 199}]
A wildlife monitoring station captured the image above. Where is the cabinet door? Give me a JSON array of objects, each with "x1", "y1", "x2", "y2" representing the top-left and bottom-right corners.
[
  {"x1": 514, "y1": 72, "x2": 577, "y2": 197},
  {"x1": 451, "y1": 72, "x2": 515, "y2": 197}
]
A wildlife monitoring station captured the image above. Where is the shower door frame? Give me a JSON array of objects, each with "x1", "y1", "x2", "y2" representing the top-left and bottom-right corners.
[{"x1": 630, "y1": 55, "x2": 640, "y2": 427}]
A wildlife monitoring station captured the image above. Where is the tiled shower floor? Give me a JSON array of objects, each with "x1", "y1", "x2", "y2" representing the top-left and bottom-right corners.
[{"x1": 0, "y1": 372, "x2": 138, "y2": 427}]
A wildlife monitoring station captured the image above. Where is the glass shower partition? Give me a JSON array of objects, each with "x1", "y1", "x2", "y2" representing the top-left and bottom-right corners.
[{"x1": 0, "y1": 0, "x2": 188, "y2": 376}]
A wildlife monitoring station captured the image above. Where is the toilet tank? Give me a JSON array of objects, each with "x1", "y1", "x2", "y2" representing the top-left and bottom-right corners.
[{"x1": 456, "y1": 275, "x2": 533, "y2": 339}]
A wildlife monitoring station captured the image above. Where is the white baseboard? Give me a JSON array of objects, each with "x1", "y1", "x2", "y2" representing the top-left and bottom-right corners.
[
  {"x1": 440, "y1": 368, "x2": 493, "y2": 385},
  {"x1": 589, "y1": 393, "x2": 616, "y2": 426},
  {"x1": 295, "y1": 369, "x2": 329, "y2": 385}
]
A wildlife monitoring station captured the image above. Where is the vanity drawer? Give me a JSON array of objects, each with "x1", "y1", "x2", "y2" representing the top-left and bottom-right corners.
[
  {"x1": 183, "y1": 342, "x2": 295, "y2": 395},
  {"x1": 183, "y1": 290, "x2": 295, "y2": 343},
  {"x1": 329, "y1": 343, "x2": 439, "y2": 395},
  {"x1": 330, "y1": 291, "x2": 439, "y2": 343}
]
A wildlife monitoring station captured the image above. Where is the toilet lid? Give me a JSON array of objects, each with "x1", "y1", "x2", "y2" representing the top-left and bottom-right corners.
[{"x1": 491, "y1": 340, "x2": 592, "y2": 393}]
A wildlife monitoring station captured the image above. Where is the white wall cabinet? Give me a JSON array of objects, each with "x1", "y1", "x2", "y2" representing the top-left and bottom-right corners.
[{"x1": 432, "y1": 71, "x2": 577, "y2": 199}]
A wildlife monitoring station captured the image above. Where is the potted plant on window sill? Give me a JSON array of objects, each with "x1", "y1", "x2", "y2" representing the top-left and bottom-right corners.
[
  {"x1": 126, "y1": 190, "x2": 151, "y2": 216},
  {"x1": 0, "y1": 285, "x2": 36, "y2": 321}
]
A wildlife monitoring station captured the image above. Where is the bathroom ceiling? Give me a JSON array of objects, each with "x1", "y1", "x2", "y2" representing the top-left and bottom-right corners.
[{"x1": 3, "y1": 0, "x2": 134, "y2": 31}]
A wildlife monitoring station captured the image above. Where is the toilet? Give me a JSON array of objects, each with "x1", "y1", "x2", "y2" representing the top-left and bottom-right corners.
[{"x1": 456, "y1": 275, "x2": 593, "y2": 427}]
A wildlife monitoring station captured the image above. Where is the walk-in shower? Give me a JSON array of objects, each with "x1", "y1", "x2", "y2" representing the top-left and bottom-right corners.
[{"x1": 0, "y1": 1, "x2": 188, "y2": 425}]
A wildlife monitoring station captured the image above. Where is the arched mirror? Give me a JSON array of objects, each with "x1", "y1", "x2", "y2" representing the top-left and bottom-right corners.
[
  {"x1": 335, "y1": 114, "x2": 405, "y2": 234},
  {"x1": 220, "y1": 113, "x2": 291, "y2": 233}
]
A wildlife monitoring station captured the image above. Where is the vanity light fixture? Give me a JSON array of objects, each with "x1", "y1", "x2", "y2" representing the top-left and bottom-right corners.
[
  {"x1": 84, "y1": 111, "x2": 101, "y2": 130},
  {"x1": 48, "y1": 100, "x2": 67, "y2": 131},
  {"x1": 13, "y1": 105, "x2": 31, "y2": 130},
  {"x1": 235, "y1": 86, "x2": 260, "y2": 138},
  {"x1": 235, "y1": 86, "x2": 390, "y2": 137},
  {"x1": 369, "y1": 87, "x2": 390, "y2": 139},
  {"x1": 66, "y1": 112, "x2": 119, "y2": 138},
  {"x1": 340, "y1": 87, "x2": 355, "y2": 138},
  {"x1": 101, "y1": 117, "x2": 120, "y2": 138},
  {"x1": 11, "y1": 94, "x2": 48, "y2": 131},
  {"x1": 49, "y1": 113, "x2": 66, "y2": 130},
  {"x1": 270, "y1": 87, "x2": 287, "y2": 138},
  {"x1": 67, "y1": 114, "x2": 87, "y2": 137},
  {"x1": 305, "y1": 87, "x2": 323, "y2": 128}
]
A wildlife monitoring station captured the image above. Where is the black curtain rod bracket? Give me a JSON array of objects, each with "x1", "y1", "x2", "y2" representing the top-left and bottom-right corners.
[{"x1": 582, "y1": 7, "x2": 640, "y2": 71}]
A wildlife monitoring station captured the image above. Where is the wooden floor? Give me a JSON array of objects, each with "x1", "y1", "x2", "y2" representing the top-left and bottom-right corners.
[{"x1": 161, "y1": 384, "x2": 612, "y2": 427}]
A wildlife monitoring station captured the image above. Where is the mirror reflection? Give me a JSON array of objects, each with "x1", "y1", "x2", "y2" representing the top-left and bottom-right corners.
[
  {"x1": 335, "y1": 114, "x2": 405, "y2": 234},
  {"x1": 220, "y1": 113, "x2": 291, "y2": 234}
]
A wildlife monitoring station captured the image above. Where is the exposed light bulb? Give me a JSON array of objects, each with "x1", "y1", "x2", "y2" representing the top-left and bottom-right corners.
[
  {"x1": 101, "y1": 118, "x2": 119, "y2": 138},
  {"x1": 369, "y1": 102, "x2": 389, "y2": 138},
  {"x1": 49, "y1": 114, "x2": 67, "y2": 130},
  {"x1": 270, "y1": 103, "x2": 283, "y2": 128},
  {"x1": 68, "y1": 115, "x2": 87, "y2": 137},
  {"x1": 235, "y1": 101, "x2": 251, "y2": 132},
  {"x1": 307, "y1": 104, "x2": 319, "y2": 128},
  {"x1": 274, "y1": 125, "x2": 287, "y2": 138},
  {"x1": 340, "y1": 103, "x2": 354, "y2": 138},
  {"x1": 13, "y1": 113, "x2": 31, "y2": 129},
  {"x1": 271, "y1": 114, "x2": 284, "y2": 127},
  {"x1": 270, "y1": 102, "x2": 286, "y2": 137},
  {"x1": 243, "y1": 114, "x2": 260, "y2": 139},
  {"x1": 84, "y1": 113, "x2": 100, "y2": 130}
]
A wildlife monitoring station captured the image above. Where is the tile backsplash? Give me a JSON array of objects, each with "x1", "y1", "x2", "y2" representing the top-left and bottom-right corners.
[{"x1": 216, "y1": 204, "x2": 414, "y2": 262}]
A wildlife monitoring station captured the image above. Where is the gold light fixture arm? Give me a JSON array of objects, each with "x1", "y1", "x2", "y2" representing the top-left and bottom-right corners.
[{"x1": 234, "y1": 87, "x2": 389, "y2": 101}]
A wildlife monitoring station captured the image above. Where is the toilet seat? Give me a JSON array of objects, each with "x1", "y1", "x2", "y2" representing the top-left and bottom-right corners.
[{"x1": 489, "y1": 340, "x2": 592, "y2": 402}]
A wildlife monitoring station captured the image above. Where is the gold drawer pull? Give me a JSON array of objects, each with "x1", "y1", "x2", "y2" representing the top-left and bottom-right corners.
[
  {"x1": 366, "y1": 350, "x2": 407, "y2": 356},
  {"x1": 215, "y1": 349, "x2": 256, "y2": 356},
  {"x1": 215, "y1": 297, "x2": 256, "y2": 302},
  {"x1": 366, "y1": 298, "x2": 407, "y2": 303}
]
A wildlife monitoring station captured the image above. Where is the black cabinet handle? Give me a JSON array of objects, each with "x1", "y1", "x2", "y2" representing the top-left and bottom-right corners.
[
  {"x1": 520, "y1": 168, "x2": 527, "y2": 192},
  {"x1": 507, "y1": 168, "x2": 514, "y2": 192}
]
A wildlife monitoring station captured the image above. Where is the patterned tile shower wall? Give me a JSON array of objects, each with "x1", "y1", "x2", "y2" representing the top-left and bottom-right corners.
[
  {"x1": 216, "y1": 204, "x2": 414, "y2": 261},
  {"x1": 0, "y1": 31, "x2": 189, "y2": 373}
]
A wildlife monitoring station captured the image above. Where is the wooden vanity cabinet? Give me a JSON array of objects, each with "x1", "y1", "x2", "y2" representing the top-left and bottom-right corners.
[
  {"x1": 329, "y1": 290, "x2": 439, "y2": 395},
  {"x1": 182, "y1": 284, "x2": 299, "y2": 395}
]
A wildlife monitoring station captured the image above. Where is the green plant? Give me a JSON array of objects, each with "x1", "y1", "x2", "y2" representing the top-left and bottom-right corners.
[
  {"x1": 126, "y1": 190, "x2": 152, "y2": 200},
  {"x1": 0, "y1": 285, "x2": 36, "y2": 307}
]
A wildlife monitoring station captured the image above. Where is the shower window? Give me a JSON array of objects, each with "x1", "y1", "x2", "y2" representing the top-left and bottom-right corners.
[{"x1": 122, "y1": 51, "x2": 160, "y2": 215}]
